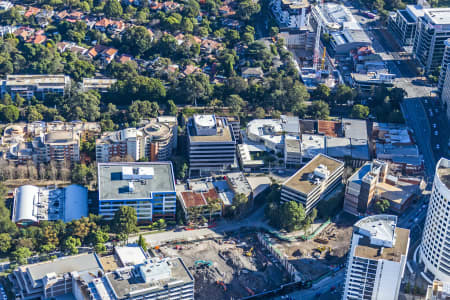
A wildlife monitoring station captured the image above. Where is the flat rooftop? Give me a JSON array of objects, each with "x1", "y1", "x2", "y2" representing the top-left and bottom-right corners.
[
  {"x1": 22, "y1": 253, "x2": 102, "y2": 283},
  {"x1": 188, "y1": 121, "x2": 233, "y2": 143},
  {"x1": 45, "y1": 131, "x2": 77, "y2": 144},
  {"x1": 425, "y1": 8, "x2": 450, "y2": 25},
  {"x1": 354, "y1": 227, "x2": 409, "y2": 262},
  {"x1": 283, "y1": 154, "x2": 343, "y2": 195},
  {"x1": 98, "y1": 162, "x2": 175, "y2": 200},
  {"x1": 285, "y1": 138, "x2": 301, "y2": 153},
  {"x1": 348, "y1": 162, "x2": 372, "y2": 185},
  {"x1": 105, "y1": 258, "x2": 193, "y2": 299}
]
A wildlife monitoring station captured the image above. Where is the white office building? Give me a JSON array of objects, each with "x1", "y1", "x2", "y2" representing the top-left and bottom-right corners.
[
  {"x1": 343, "y1": 215, "x2": 410, "y2": 300},
  {"x1": 281, "y1": 153, "x2": 344, "y2": 213},
  {"x1": 420, "y1": 158, "x2": 450, "y2": 281},
  {"x1": 187, "y1": 115, "x2": 237, "y2": 176},
  {"x1": 413, "y1": 7, "x2": 450, "y2": 73},
  {"x1": 439, "y1": 40, "x2": 450, "y2": 121}
]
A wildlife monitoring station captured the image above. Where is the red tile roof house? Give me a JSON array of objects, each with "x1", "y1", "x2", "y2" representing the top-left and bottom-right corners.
[
  {"x1": 26, "y1": 34, "x2": 46, "y2": 44},
  {"x1": 178, "y1": 188, "x2": 222, "y2": 221},
  {"x1": 117, "y1": 54, "x2": 133, "y2": 63},
  {"x1": 24, "y1": 7, "x2": 40, "y2": 18},
  {"x1": 87, "y1": 44, "x2": 118, "y2": 64}
]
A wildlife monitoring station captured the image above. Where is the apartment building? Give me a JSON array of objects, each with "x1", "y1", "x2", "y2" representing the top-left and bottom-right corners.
[
  {"x1": 187, "y1": 115, "x2": 237, "y2": 176},
  {"x1": 413, "y1": 7, "x2": 450, "y2": 73},
  {"x1": 0, "y1": 74, "x2": 70, "y2": 99},
  {"x1": 270, "y1": 0, "x2": 310, "y2": 28},
  {"x1": 281, "y1": 154, "x2": 344, "y2": 213},
  {"x1": 420, "y1": 158, "x2": 450, "y2": 281},
  {"x1": 343, "y1": 160, "x2": 388, "y2": 216},
  {"x1": 96, "y1": 118, "x2": 176, "y2": 162},
  {"x1": 81, "y1": 77, "x2": 117, "y2": 93},
  {"x1": 343, "y1": 215, "x2": 410, "y2": 300},
  {"x1": 43, "y1": 131, "x2": 80, "y2": 162},
  {"x1": 98, "y1": 162, "x2": 176, "y2": 222},
  {"x1": 9, "y1": 247, "x2": 194, "y2": 300}
]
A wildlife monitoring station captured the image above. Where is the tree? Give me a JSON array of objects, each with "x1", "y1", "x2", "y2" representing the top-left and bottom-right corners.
[
  {"x1": 280, "y1": 201, "x2": 306, "y2": 232},
  {"x1": 178, "y1": 73, "x2": 212, "y2": 105},
  {"x1": 112, "y1": 206, "x2": 138, "y2": 239},
  {"x1": 71, "y1": 164, "x2": 93, "y2": 186},
  {"x1": 255, "y1": 107, "x2": 265, "y2": 119},
  {"x1": 10, "y1": 247, "x2": 32, "y2": 265},
  {"x1": 206, "y1": 197, "x2": 222, "y2": 222},
  {"x1": 236, "y1": 0, "x2": 260, "y2": 20},
  {"x1": 63, "y1": 236, "x2": 81, "y2": 255},
  {"x1": 157, "y1": 219, "x2": 166, "y2": 230},
  {"x1": 121, "y1": 26, "x2": 152, "y2": 57},
  {"x1": 0, "y1": 105, "x2": 19, "y2": 122},
  {"x1": 308, "y1": 100, "x2": 329, "y2": 119},
  {"x1": 269, "y1": 27, "x2": 279, "y2": 37},
  {"x1": 225, "y1": 94, "x2": 245, "y2": 114},
  {"x1": 230, "y1": 193, "x2": 248, "y2": 218},
  {"x1": 127, "y1": 100, "x2": 159, "y2": 124},
  {"x1": 312, "y1": 84, "x2": 330, "y2": 101},
  {"x1": 68, "y1": 91, "x2": 101, "y2": 122},
  {"x1": 351, "y1": 104, "x2": 370, "y2": 119},
  {"x1": 138, "y1": 234, "x2": 147, "y2": 252},
  {"x1": 104, "y1": 0, "x2": 123, "y2": 18},
  {"x1": 374, "y1": 199, "x2": 390, "y2": 213},
  {"x1": 0, "y1": 233, "x2": 11, "y2": 254},
  {"x1": 177, "y1": 162, "x2": 188, "y2": 179},
  {"x1": 334, "y1": 84, "x2": 355, "y2": 106}
]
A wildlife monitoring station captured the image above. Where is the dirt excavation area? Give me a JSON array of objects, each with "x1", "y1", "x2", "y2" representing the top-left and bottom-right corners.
[
  {"x1": 158, "y1": 233, "x2": 289, "y2": 299},
  {"x1": 273, "y1": 215, "x2": 354, "y2": 281}
]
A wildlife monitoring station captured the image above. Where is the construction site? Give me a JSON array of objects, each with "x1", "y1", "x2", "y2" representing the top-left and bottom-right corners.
[
  {"x1": 272, "y1": 214, "x2": 354, "y2": 282},
  {"x1": 157, "y1": 233, "x2": 290, "y2": 299}
]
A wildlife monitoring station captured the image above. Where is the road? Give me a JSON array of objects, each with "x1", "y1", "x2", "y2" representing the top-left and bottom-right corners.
[
  {"x1": 275, "y1": 269, "x2": 345, "y2": 300},
  {"x1": 401, "y1": 99, "x2": 436, "y2": 179}
]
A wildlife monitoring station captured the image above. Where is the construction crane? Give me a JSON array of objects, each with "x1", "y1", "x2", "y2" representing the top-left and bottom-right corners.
[
  {"x1": 312, "y1": 21, "x2": 321, "y2": 72},
  {"x1": 321, "y1": 47, "x2": 326, "y2": 70}
]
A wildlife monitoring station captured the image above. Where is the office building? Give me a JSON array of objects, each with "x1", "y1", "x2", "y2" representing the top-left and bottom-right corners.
[
  {"x1": 9, "y1": 247, "x2": 194, "y2": 300},
  {"x1": 281, "y1": 153, "x2": 344, "y2": 213},
  {"x1": 426, "y1": 280, "x2": 450, "y2": 300},
  {"x1": 388, "y1": 4, "x2": 423, "y2": 47},
  {"x1": 350, "y1": 72, "x2": 395, "y2": 93},
  {"x1": 270, "y1": 0, "x2": 310, "y2": 28},
  {"x1": 420, "y1": 158, "x2": 450, "y2": 281},
  {"x1": 0, "y1": 74, "x2": 70, "y2": 99},
  {"x1": 96, "y1": 118, "x2": 176, "y2": 163},
  {"x1": 439, "y1": 40, "x2": 450, "y2": 120},
  {"x1": 88, "y1": 257, "x2": 194, "y2": 300},
  {"x1": 12, "y1": 184, "x2": 88, "y2": 226},
  {"x1": 343, "y1": 215, "x2": 410, "y2": 300},
  {"x1": 98, "y1": 162, "x2": 176, "y2": 221},
  {"x1": 344, "y1": 161, "x2": 389, "y2": 216},
  {"x1": 413, "y1": 7, "x2": 450, "y2": 73},
  {"x1": 10, "y1": 253, "x2": 103, "y2": 300},
  {"x1": 284, "y1": 137, "x2": 302, "y2": 167},
  {"x1": 187, "y1": 115, "x2": 237, "y2": 176}
]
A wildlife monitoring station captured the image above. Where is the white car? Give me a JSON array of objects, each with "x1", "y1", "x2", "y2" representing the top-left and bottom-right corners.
[
  {"x1": 437, "y1": 144, "x2": 440, "y2": 149},
  {"x1": 433, "y1": 123, "x2": 437, "y2": 128},
  {"x1": 434, "y1": 131, "x2": 439, "y2": 136}
]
